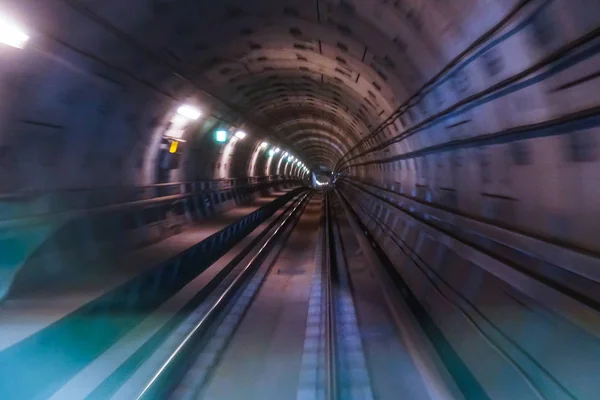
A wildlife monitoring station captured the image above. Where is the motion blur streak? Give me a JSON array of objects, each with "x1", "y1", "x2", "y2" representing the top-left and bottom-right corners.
[{"x1": 1, "y1": 1, "x2": 600, "y2": 399}]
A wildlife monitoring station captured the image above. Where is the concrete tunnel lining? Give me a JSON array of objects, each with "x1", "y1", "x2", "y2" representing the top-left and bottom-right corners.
[{"x1": 1, "y1": 0, "x2": 600, "y2": 398}]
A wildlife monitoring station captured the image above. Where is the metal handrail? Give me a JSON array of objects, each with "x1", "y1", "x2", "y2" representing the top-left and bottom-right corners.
[
  {"x1": 0, "y1": 177, "x2": 300, "y2": 228},
  {"x1": 0, "y1": 175, "x2": 293, "y2": 202}
]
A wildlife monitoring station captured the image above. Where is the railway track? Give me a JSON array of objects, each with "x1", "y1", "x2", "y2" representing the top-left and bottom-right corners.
[
  {"x1": 130, "y1": 191, "x2": 313, "y2": 399},
  {"x1": 104, "y1": 189, "x2": 444, "y2": 400},
  {"x1": 99, "y1": 183, "x2": 598, "y2": 400}
]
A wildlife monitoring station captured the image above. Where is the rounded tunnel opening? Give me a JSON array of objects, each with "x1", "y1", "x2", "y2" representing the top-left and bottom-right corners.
[{"x1": 1, "y1": 1, "x2": 600, "y2": 399}]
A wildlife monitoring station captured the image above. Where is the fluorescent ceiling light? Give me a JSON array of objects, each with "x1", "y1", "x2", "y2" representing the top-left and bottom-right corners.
[
  {"x1": 0, "y1": 17, "x2": 29, "y2": 49},
  {"x1": 177, "y1": 105, "x2": 201, "y2": 120},
  {"x1": 235, "y1": 130, "x2": 247, "y2": 139},
  {"x1": 170, "y1": 114, "x2": 188, "y2": 125}
]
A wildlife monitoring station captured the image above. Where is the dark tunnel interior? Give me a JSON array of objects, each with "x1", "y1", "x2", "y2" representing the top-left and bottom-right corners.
[{"x1": 1, "y1": 0, "x2": 600, "y2": 399}]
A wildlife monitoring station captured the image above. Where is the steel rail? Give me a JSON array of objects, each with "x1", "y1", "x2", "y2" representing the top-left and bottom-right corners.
[
  {"x1": 135, "y1": 191, "x2": 311, "y2": 399},
  {"x1": 324, "y1": 189, "x2": 338, "y2": 400}
]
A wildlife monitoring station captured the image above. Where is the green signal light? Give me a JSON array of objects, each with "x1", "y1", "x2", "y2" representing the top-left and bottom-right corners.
[{"x1": 215, "y1": 130, "x2": 228, "y2": 143}]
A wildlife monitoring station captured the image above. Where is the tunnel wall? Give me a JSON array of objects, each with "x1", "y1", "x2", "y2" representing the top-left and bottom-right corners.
[
  {"x1": 0, "y1": 1, "x2": 312, "y2": 302},
  {"x1": 339, "y1": 180, "x2": 600, "y2": 400},
  {"x1": 0, "y1": 0, "x2": 597, "y2": 395},
  {"x1": 334, "y1": 2, "x2": 600, "y2": 397},
  {"x1": 339, "y1": 0, "x2": 600, "y2": 254},
  {"x1": 0, "y1": 2, "x2": 309, "y2": 194}
]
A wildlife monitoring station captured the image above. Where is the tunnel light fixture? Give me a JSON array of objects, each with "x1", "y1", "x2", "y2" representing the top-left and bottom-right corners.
[
  {"x1": 288, "y1": 155, "x2": 295, "y2": 161},
  {"x1": 283, "y1": 152, "x2": 289, "y2": 157},
  {"x1": 177, "y1": 105, "x2": 201, "y2": 120},
  {"x1": 260, "y1": 142, "x2": 269, "y2": 149},
  {"x1": 0, "y1": 17, "x2": 29, "y2": 49},
  {"x1": 234, "y1": 130, "x2": 247, "y2": 139},
  {"x1": 166, "y1": 114, "x2": 187, "y2": 140},
  {"x1": 215, "y1": 129, "x2": 228, "y2": 143},
  {"x1": 274, "y1": 147, "x2": 280, "y2": 154},
  {"x1": 170, "y1": 114, "x2": 188, "y2": 125},
  {"x1": 268, "y1": 149, "x2": 275, "y2": 157}
]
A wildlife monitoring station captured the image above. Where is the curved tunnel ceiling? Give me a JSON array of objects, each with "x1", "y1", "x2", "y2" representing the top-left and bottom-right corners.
[
  {"x1": 151, "y1": 0, "x2": 521, "y2": 170},
  {"x1": 149, "y1": 0, "x2": 453, "y2": 169},
  {"x1": 140, "y1": 0, "x2": 409, "y2": 170},
  {"x1": 7, "y1": 0, "x2": 521, "y2": 173}
]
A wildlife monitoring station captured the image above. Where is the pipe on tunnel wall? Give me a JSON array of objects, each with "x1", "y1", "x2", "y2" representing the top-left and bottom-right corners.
[{"x1": 333, "y1": 0, "x2": 600, "y2": 255}]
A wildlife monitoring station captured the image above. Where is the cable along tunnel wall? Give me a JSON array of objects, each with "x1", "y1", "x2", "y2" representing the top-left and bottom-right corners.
[
  {"x1": 337, "y1": 179, "x2": 600, "y2": 400},
  {"x1": 338, "y1": 0, "x2": 600, "y2": 255},
  {"x1": 331, "y1": 4, "x2": 600, "y2": 395}
]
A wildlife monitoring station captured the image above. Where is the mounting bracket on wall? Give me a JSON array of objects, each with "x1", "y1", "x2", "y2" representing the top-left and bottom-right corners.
[{"x1": 159, "y1": 137, "x2": 182, "y2": 171}]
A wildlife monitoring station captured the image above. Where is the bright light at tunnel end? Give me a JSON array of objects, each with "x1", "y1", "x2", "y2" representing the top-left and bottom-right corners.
[{"x1": 0, "y1": 16, "x2": 29, "y2": 49}]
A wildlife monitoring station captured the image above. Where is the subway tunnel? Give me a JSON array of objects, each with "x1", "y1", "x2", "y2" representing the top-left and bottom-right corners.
[{"x1": 1, "y1": 0, "x2": 600, "y2": 398}]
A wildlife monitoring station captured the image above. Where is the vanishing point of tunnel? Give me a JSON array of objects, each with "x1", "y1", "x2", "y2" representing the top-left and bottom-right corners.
[{"x1": 1, "y1": 0, "x2": 600, "y2": 399}]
